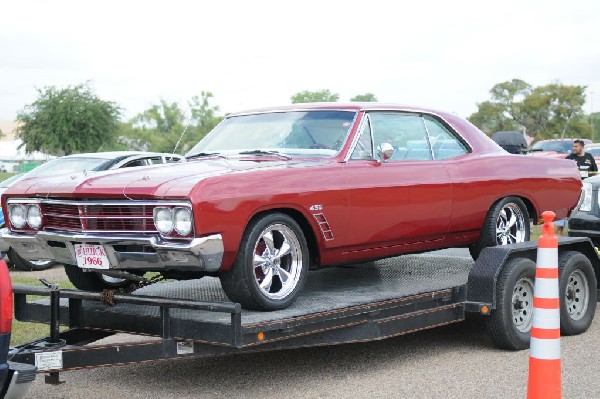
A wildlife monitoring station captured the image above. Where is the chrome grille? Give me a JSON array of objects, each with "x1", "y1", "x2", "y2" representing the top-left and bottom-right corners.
[{"x1": 40, "y1": 201, "x2": 160, "y2": 233}]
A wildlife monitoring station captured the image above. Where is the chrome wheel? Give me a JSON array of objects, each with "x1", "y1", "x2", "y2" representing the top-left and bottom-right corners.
[
  {"x1": 565, "y1": 269, "x2": 590, "y2": 321},
  {"x1": 253, "y1": 223, "x2": 303, "y2": 300},
  {"x1": 496, "y1": 203, "x2": 526, "y2": 245},
  {"x1": 512, "y1": 277, "x2": 534, "y2": 332}
]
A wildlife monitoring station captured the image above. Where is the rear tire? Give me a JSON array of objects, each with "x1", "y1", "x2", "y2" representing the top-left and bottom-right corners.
[
  {"x1": 486, "y1": 257, "x2": 536, "y2": 350},
  {"x1": 64, "y1": 264, "x2": 140, "y2": 291},
  {"x1": 558, "y1": 251, "x2": 597, "y2": 336},
  {"x1": 470, "y1": 197, "x2": 530, "y2": 260},
  {"x1": 8, "y1": 248, "x2": 56, "y2": 271},
  {"x1": 220, "y1": 213, "x2": 309, "y2": 310}
]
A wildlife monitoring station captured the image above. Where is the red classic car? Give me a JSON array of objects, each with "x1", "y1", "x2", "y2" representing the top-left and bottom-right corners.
[{"x1": 1, "y1": 103, "x2": 584, "y2": 310}]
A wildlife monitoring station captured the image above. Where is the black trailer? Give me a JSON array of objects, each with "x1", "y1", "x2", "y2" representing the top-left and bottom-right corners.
[{"x1": 7, "y1": 238, "x2": 600, "y2": 385}]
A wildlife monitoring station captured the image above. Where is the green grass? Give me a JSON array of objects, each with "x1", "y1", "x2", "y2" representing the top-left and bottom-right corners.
[
  {"x1": 0, "y1": 172, "x2": 17, "y2": 183},
  {"x1": 9, "y1": 275, "x2": 75, "y2": 346}
]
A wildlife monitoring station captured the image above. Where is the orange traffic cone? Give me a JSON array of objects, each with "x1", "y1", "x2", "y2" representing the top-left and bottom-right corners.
[{"x1": 527, "y1": 211, "x2": 561, "y2": 399}]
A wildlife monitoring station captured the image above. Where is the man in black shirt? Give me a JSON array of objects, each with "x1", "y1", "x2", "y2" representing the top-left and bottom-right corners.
[
  {"x1": 566, "y1": 139, "x2": 598, "y2": 178},
  {"x1": 557, "y1": 139, "x2": 597, "y2": 235}
]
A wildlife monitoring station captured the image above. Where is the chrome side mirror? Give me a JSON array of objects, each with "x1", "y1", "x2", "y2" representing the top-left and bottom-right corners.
[{"x1": 377, "y1": 143, "x2": 394, "y2": 163}]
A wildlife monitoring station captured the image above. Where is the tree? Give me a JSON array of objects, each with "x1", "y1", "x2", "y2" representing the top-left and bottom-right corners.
[
  {"x1": 350, "y1": 93, "x2": 378, "y2": 102},
  {"x1": 16, "y1": 83, "x2": 121, "y2": 155},
  {"x1": 291, "y1": 89, "x2": 339, "y2": 103},
  {"x1": 118, "y1": 92, "x2": 222, "y2": 154},
  {"x1": 468, "y1": 79, "x2": 590, "y2": 139}
]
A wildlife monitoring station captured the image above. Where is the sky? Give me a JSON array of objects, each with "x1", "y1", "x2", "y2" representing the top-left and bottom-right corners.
[{"x1": 1, "y1": 0, "x2": 599, "y2": 122}]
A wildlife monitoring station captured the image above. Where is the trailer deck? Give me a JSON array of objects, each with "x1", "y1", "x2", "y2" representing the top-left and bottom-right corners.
[{"x1": 8, "y1": 239, "x2": 600, "y2": 383}]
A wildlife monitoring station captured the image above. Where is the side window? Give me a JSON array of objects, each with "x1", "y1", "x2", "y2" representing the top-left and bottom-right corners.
[
  {"x1": 122, "y1": 159, "x2": 148, "y2": 168},
  {"x1": 350, "y1": 117, "x2": 374, "y2": 160},
  {"x1": 370, "y1": 113, "x2": 432, "y2": 161},
  {"x1": 146, "y1": 157, "x2": 163, "y2": 164},
  {"x1": 424, "y1": 117, "x2": 468, "y2": 160}
]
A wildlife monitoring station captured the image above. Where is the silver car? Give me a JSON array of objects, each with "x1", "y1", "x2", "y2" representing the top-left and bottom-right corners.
[{"x1": 0, "y1": 151, "x2": 183, "y2": 271}]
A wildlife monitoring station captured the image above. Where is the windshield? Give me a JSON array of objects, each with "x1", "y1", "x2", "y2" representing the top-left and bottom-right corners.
[
  {"x1": 23, "y1": 157, "x2": 111, "y2": 179},
  {"x1": 531, "y1": 141, "x2": 572, "y2": 154},
  {"x1": 187, "y1": 111, "x2": 357, "y2": 158}
]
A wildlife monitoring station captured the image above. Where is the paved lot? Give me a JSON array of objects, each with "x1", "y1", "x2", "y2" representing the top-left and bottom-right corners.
[{"x1": 11, "y1": 250, "x2": 600, "y2": 399}]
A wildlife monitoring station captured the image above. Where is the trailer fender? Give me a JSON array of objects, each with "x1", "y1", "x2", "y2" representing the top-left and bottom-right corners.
[{"x1": 465, "y1": 237, "x2": 600, "y2": 312}]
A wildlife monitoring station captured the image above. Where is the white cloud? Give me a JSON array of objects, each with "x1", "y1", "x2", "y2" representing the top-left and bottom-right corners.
[{"x1": 1, "y1": 0, "x2": 599, "y2": 121}]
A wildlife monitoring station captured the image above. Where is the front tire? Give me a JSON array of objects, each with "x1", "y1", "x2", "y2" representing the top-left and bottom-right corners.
[
  {"x1": 64, "y1": 264, "x2": 139, "y2": 291},
  {"x1": 558, "y1": 251, "x2": 597, "y2": 336},
  {"x1": 220, "y1": 213, "x2": 309, "y2": 310},
  {"x1": 470, "y1": 197, "x2": 530, "y2": 260},
  {"x1": 486, "y1": 257, "x2": 536, "y2": 350},
  {"x1": 8, "y1": 248, "x2": 56, "y2": 271}
]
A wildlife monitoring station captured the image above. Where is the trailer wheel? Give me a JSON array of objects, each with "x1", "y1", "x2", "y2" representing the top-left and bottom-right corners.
[
  {"x1": 558, "y1": 251, "x2": 597, "y2": 336},
  {"x1": 220, "y1": 213, "x2": 309, "y2": 310},
  {"x1": 64, "y1": 264, "x2": 139, "y2": 291},
  {"x1": 486, "y1": 257, "x2": 536, "y2": 350},
  {"x1": 8, "y1": 248, "x2": 56, "y2": 271},
  {"x1": 469, "y1": 197, "x2": 530, "y2": 260}
]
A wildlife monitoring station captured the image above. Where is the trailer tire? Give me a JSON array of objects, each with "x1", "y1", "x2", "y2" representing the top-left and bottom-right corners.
[
  {"x1": 469, "y1": 197, "x2": 530, "y2": 260},
  {"x1": 486, "y1": 257, "x2": 536, "y2": 350},
  {"x1": 220, "y1": 213, "x2": 309, "y2": 311},
  {"x1": 558, "y1": 251, "x2": 597, "y2": 336},
  {"x1": 8, "y1": 248, "x2": 56, "y2": 271},
  {"x1": 64, "y1": 264, "x2": 139, "y2": 291}
]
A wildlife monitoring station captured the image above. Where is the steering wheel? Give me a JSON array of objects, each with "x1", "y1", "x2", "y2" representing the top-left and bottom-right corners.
[{"x1": 309, "y1": 143, "x2": 331, "y2": 149}]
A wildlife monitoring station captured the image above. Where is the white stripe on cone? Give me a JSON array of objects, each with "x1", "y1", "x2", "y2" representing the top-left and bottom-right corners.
[
  {"x1": 532, "y1": 308, "x2": 561, "y2": 329},
  {"x1": 534, "y1": 278, "x2": 560, "y2": 298},
  {"x1": 536, "y1": 248, "x2": 558, "y2": 269},
  {"x1": 530, "y1": 337, "x2": 561, "y2": 360}
]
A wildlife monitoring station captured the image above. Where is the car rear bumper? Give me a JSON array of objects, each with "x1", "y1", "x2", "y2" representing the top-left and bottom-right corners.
[
  {"x1": 2, "y1": 361, "x2": 37, "y2": 399},
  {"x1": 1, "y1": 230, "x2": 224, "y2": 272}
]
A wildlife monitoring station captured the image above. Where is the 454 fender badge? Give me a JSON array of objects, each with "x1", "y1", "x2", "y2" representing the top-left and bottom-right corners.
[{"x1": 309, "y1": 204, "x2": 323, "y2": 211}]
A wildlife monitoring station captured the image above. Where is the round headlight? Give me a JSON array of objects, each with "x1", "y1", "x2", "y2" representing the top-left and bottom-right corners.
[
  {"x1": 9, "y1": 204, "x2": 26, "y2": 229},
  {"x1": 153, "y1": 207, "x2": 173, "y2": 234},
  {"x1": 173, "y1": 208, "x2": 193, "y2": 236},
  {"x1": 26, "y1": 205, "x2": 42, "y2": 230}
]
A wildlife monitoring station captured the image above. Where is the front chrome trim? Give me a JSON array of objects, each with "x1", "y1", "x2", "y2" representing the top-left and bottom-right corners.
[
  {"x1": 7, "y1": 198, "x2": 192, "y2": 207},
  {"x1": 2, "y1": 230, "x2": 224, "y2": 272}
]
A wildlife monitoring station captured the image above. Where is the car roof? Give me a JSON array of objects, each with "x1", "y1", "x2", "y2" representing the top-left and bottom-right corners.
[
  {"x1": 535, "y1": 138, "x2": 592, "y2": 143},
  {"x1": 63, "y1": 151, "x2": 182, "y2": 160},
  {"x1": 228, "y1": 102, "x2": 450, "y2": 117}
]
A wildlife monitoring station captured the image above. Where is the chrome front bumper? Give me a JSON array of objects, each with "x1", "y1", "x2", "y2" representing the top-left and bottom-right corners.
[
  {"x1": 0, "y1": 227, "x2": 9, "y2": 253},
  {"x1": 1, "y1": 230, "x2": 224, "y2": 272}
]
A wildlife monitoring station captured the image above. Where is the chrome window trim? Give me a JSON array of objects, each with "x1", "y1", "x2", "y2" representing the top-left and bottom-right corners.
[
  {"x1": 421, "y1": 116, "x2": 436, "y2": 160},
  {"x1": 228, "y1": 109, "x2": 360, "y2": 117},
  {"x1": 344, "y1": 113, "x2": 374, "y2": 162}
]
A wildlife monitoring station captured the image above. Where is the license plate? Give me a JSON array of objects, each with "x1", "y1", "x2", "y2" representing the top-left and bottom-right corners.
[{"x1": 74, "y1": 243, "x2": 110, "y2": 270}]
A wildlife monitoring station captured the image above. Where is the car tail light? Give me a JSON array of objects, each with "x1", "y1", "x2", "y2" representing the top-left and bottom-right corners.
[{"x1": 0, "y1": 259, "x2": 12, "y2": 334}]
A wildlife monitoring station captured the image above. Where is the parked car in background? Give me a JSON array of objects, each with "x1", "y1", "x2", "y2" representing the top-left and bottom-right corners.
[
  {"x1": 529, "y1": 138, "x2": 593, "y2": 158},
  {"x1": 1, "y1": 103, "x2": 584, "y2": 310},
  {"x1": 582, "y1": 143, "x2": 600, "y2": 164},
  {"x1": 490, "y1": 131, "x2": 528, "y2": 154},
  {"x1": 0, "y1": 151, "x2": 183, "y2": 271},
  {"x1": 569, "y1": 174, "x2": 600, "y2": 245}
]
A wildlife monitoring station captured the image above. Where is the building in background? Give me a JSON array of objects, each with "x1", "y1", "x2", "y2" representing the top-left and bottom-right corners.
[{"x1": 0, "y1": 120, "x2": 53, "y2": 172}]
